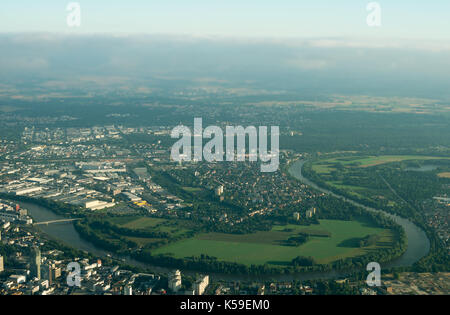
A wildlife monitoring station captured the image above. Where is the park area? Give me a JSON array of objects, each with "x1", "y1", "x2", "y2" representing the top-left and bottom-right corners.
[
  {"x1": 311, "y1": 155, "x2": 450, "y2": 174},
  {"x1": 151, "y1": 219, "x2": 394, "y2": 266}
]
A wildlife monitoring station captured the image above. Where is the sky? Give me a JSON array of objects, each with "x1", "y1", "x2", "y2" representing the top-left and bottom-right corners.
[
  {"x1": 1, "y1": 1, "x2": 449, "y2": 99},
  {"x1": 1, "y1": 0, "x2": 449, "y2": 40}
]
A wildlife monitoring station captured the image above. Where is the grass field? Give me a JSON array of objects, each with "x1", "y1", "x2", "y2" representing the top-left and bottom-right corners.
[
  {"x1": 108, "y1": 216, "x2": 167, "y2": 229},
  {"x1": 124, "y1": 236, "x2": 163, "y2": 246},
  {"x1": 107, "y1": 216, "x2": 191, "y2": 237},
  {"x1": 152, "y1": 219, "x2": 394, "y2": 266},
  {"x1": 182, "y1": 186, "x2": 202, "y2": 193},
  {"x1": 328, "y1": 181, "x2": 367, "y2": 198},
  {"x1": 312, "y1": 155, "x2": 450, "y2": 174}
]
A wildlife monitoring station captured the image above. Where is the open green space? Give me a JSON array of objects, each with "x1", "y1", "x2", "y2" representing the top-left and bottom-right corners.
[
  {"x1": 182, "y1": 186, "x2": 202, "y2": 193},
  {"x1": 111, "y1": 216, "x2": 167, "y2": 229},
  {"x1": 106, "y1": 216, "x2": 191, "y2": 237},
  {"x1": 124, "y1": 236, "x2": 163, "y2": 246},
  {"x1": 312, "y1": 155, "x2": 450, "y2": 175},
  {"x1": 152, "y1": 219, "x2": 395, "y2": 266}
]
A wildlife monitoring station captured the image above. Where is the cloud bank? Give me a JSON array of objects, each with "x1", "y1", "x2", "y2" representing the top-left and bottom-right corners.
[{"x1": 0, "y1": 33, "x2": 449, "y2": 99}]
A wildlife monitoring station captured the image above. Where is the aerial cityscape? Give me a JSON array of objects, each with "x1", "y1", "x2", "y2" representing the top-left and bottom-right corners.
[{"x1": 0, "y1": 0, "x2": 449, "y2": 304}]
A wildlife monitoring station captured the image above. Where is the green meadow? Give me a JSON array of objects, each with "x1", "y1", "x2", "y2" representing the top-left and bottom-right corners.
[
  {"x1": 312, "y1": 155, "x2": 450, "y2": 175},
  {"x1": 107, "y1": 216, "x2": 190, "y2": 237},
  {"x1": 152, "y1": 219, "x2": 394, "y2": 266}
]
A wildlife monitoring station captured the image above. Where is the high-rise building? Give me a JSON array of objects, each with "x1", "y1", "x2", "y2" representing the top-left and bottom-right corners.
[
  {"x1": 215, "y1": 185, "x2": 224, "y2": 196},
  {"x1": 42, "y1": 263, "x2": 53, "y2": 285},
  {"x1": 31, "y1": 246, "x2": 41, "y2": 279},
  {"x1": 306, "y1": 207, "x2": 316, "y2": 218},
  {"x1": 124, "y1": 285, "x2": 133, "y2": 295},
  {"x1": 168, "y1": 269, "x2": 182, "y2": 292},
  {"x1": 53, "y1": 267, "x2": 62, "y2": 279},
  {"x1": 194, "y1": 275, "x2": 209, "y2": 295}
]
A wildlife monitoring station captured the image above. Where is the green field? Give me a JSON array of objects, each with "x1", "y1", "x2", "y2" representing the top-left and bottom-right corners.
[
  {"x1": 108, "y1": 216, "x2": 167, "y2": 228},
  {"x1": 107, "y1": 216, "x2": 191, "y2": 237},
  {"x1": 312, "y1": 155, "x2": 450, "y2": 174},
  {"x1": 152, "y1": 219, "x2": 394, "y2": 266},
  {"x1": 182, "y1": 186, "x2": 202, "y2": 193},
  {"x1": 310, "y1": 154, "x2": 450, "y2": 204},
  {"x1": 124, "y1": 236, "x2": 163, "y2": 246}
]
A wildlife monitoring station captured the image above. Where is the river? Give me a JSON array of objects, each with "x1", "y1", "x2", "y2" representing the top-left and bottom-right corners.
[
  {"x1": 287, "y1": 160, "x2": 430, "y2": 268},
  {"x1": 18, "y1": 160, "x2": 430, "y2": 282}
]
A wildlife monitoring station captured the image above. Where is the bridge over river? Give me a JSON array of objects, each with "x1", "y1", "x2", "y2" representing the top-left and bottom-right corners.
[{"x1": 34, "y1": 218, "x2": 82, "y2": 226}]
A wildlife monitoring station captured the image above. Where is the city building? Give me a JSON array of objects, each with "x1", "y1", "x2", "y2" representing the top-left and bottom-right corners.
[
  {"x1": 306, "y1": 207, "x2": 316, "y2": 218},
  {"x1": 31, "y1": 246, "x2": 41, "y2": 280},
  {"x1": 0, "y1": 211, "x2": 19, "y2": 222},
  {"x1": 42, "y1": 263, "x2": 54, "y2": 285},
  {"x1": 194, "y1": 275, "x2": 209, "y2": 295},
  {"x1": 215, "y1": 185, "x2": 224, "y2": 196},
  {"x1": 0, "y1": 256, "x2": 4, "y2": 273},
  {"x1": 14, "y1": 187, "x2": 43, "y2": 196},
  {"x1": 9, "y1": 275, "x2": 26, "y2": 284},
  {"x1": 121, "y1": 192, "x2": 142, "y2": 202},
  {"x1": 168, "y1": 270, "x2": 182, "y2": 292},
  {"x1": 84, "y1": 200, "x2": 116, "y2": 211},
  {"x1": 124, "y1": 285, "x2": 133, "y2": 295}
]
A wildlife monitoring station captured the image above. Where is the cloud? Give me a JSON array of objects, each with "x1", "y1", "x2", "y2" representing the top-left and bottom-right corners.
[
  {"x1": 287, "y1": 58, "x2": 329, "y2": 70},
  {"x1": 0, "y1": 57, "x2": 48, "y2": 71},
  {"x1": 0, "y1": 33, "x2": 449, "y2": 98},
  {"x1": 304, "y1": 38, "x2": 450, "y2": 52}
]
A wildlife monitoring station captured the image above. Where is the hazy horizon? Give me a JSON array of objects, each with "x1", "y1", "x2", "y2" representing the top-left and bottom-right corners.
[
  {"x1": 1, "y1": 32, "x2": 450, "y2": 100},
  {"x1": 1, "y1": 1, "x2": 449, "y2": 41}
]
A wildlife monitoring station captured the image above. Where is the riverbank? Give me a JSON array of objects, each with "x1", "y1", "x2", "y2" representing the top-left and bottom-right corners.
[{"x1": 288, "y1": 159, "x2": 430, "y2": 268}]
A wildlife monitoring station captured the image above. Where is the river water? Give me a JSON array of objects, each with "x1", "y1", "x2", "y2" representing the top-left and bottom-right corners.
[
  {"x1": 19, "y1": 160, "x2": 430, "y2": 282},
  {"x1": 287, "y1": 160, "x2": 430, "y2": 268}
]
